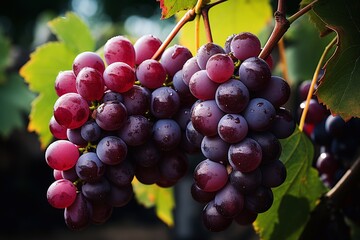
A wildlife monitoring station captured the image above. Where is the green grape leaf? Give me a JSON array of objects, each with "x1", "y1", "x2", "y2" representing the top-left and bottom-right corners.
[
  {"x1": 19, "y1": 42, "x2": 78, "y2": 148},
  {"x1": 48, "y1": 12, "x2": 95, "y2": 53},
  {"x1": 313, "y1": 0, "x2": 360, "y2": 120},
  {"x1": 0, "y1": 74, "x2": 35, "y2": 137},
  {"x1": 0, "y1": 33, "x2": 11, "y2": 84},
  {"x1": 158, "y1": 0, "x2": 197, "y2": 19},
  {"x1": 19, "y1": 13, "x2": 94, "y2": 148},
  {"x1": 254, "y1": 127, "x2": 327, "y2": 240},
  {"x1": 178, "y1": 0, "x2": 272, "y2": 54},
  {"x1": 300, "y1": 0, "x2": 329, "y2": 36},
  {"x1": 132, "y1": 178, "x2": 175, "y2": 226}
]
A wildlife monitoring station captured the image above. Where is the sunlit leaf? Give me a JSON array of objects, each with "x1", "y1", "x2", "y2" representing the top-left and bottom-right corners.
[
  {"x1": 254, "y1": 127, "x2": 327, "y2": 240},
  {"x1": 158, "y1": 0, "x2": 197, "y2": 19},
  {"x1": 313, "y1": 0, "x2": 360, "y2": 120},
  {"x1": 178, "y1": 0, "x2": 272, "y2": 54}
]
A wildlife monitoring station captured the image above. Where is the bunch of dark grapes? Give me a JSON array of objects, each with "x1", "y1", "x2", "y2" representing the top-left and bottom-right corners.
[
  {"x1": 182, "y1": 32, "x2": 296, "y2": 232},
  {"x1": 298, "y1": 80, "x2": 360, "y2": 238},
  {"x1": 45, "y1": 35, "x2": 199, "y2": 230}
]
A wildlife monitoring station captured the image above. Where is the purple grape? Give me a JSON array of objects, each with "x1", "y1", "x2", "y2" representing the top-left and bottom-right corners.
[
  {"x1": 118, "y1": 115, "x2": 152, "y2": 146},
  {"x1": 234, "y1": 208, "x2": 258, "y2": 225},
  {"x1": 185, "y1": 121, "x2": 204, "y2": 148},
  {"x1": 122, "y1": 85, "x2": 151, "y2": 115},
  {"x1": 81, "y1": 120, "x2": 102, "y2": 142},
  {"x1": 152, "y1": 119, "x2": 181, "y2": 151},
  {"x1": 96, "y1": 136, "x2": 128, "y2": 165},
  {"x1": 230, "y1": 32, "x2": 261, "y2": 61},
  {"x1": 131, "y1": 141, "x2": 160, "y2": 167},
  {"x1": 217, "y1": 114, "x2": 248, "y2": 144},
  {"x1": 255, "y1": 76, "x2": 290, "y2": 108},
  {"x1": 230, "y1": 168, "x2": 262, "y2": 193},
  {"x1": 91, "y1": 202, "x2": 113, "y2": 224},
  {"x1": 151, "y1": 86, "x2": 180, "y2": 118},
  {"x1": 249, "y1": 131, "x2": 281, "y2": 164},
  {"x1": 103, "y1": 62, "x2": 136, "y2": 93},
  {"x1": 269, "y1": 107, "x2": 296, "y2": 139},
  {"x1": 133, "y1": 34, "x2": 162, "y2": 65},
  {"x1": 191, "y1": 100, "x2": 224, "y2": 137},
  {"x1": 158, "y1": 149, "x2": 188, "y2": 181},
  {"x1": 107, "y1": 184, "x2": 133, "y2": 207},
  {"x1": 72, "y1": 51, "x2": 105, "y2": 76},
  {"x1": 95, "y1": 101, "x2": 127, "y2": 131},
  {"x1": 136, "y1": 59, "x2": 167, "y2": 89},
  {"x1": 105, "y1": 160, "x2": 134, "y2": 187},
  {"x1": 135, "y1": 164, "x2": 161, "y2": 185},
  {"x1": 172, "y1": 70, "x2": 197, "y2": 106},
  {"x1": 49, "y1": 115, "x2": 67, "y2": 140},
  {"x1": 214, "y1": 183, "x2": 244, "y2": 218},
  {"x1": 206, "y1": 53, "x2": 234, "y2": 83},
  {"x1": 215, "y1": 79, "x2": 249, "y2": 113},
  {"x1": 55, "y1": 70, "x2": 77, "y2": 96},
  {"x1": 260, "y1": 159, "x2": 287, "y2": 188},
  {"x1": 299, "y1": 98, "x2": 328, "y2": 125},
  {"x1": 67, "y1": 127, "x2": 87, "y2": 146},
  {"x1": 243, "y1": 98, "x2": 276, "y2": 131},
  {"x1": 182, "y1": 57, "x2": 201, "y2": 85},
  {"x1": 103, "y1": 90, "x2": 123, "y2": 103},
  {"x1": 245, "y1": 186, "x2": 273, "y2": 213},
  {"x1": 228, "y1": 138, "x2": 262, "y2": 173},
  {"x1": 238, "y1": 57, "x2": 271, "y2": 91},
  {"x1": 76, "y1": 67, "x2": 104, "y2": 101},
  {"x1": 316, "y1": 152, "x2": 339, "y2": 176},
  {"x1": 81, "y1": 177, "x2": 111, "y2": 202},
  {"x1": 194, "y1": 159, "x2": 228, "y2": 192},
  {"x1": 191, "y1": 183, "x2": 216, "y2": 203},
  {"x1": 201, "y1": 135, "x2": 229, "y2": 163},
  {"x1": 196, "y1": 43, "x2": 225, "y2": 70},
  {"x1": 64, "y1": 193, "x2": 91, "y2": 230},
  {"x1": 202, "y1": 200, "x2": 232, "y2": 232},
  {"x1": 103, "y1": 35, "x2": 136, "y2": 67},
  {"x1": 76, "y1": 152, "x2": 106, "y2": 183},
  {"x1": 189, "y1": 70, "x2": 219, "y2": 100},
  {"x1": 160, "y1": 44, "x2": 192, "y2": 77}
]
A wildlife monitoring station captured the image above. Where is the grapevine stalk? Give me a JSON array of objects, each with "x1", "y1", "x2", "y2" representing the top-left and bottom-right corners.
[
  {"x1": 298, "y1": 37, "x2": 337, "y2": 131},
  {"x1": 151, "y1": 9, "x2": 196, "y2": 60}
]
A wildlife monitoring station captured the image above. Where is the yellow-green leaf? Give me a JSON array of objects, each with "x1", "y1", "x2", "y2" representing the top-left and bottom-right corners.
[
  {"x1": 48, "y1": 12, "x2": 95, "y2": 53},
  {"x1": 132, "y1": 178, "x2": 175, "y2": 226},
  {"x1": 178, "y1": 0, "x2": 272, "y2": 54},
  {"x1": 19, "y1": 42, "x2": 78, "y2": 148}
]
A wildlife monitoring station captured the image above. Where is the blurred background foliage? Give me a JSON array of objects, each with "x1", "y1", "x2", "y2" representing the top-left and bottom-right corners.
[{"x1": 0, "y1": 0, "x2": 322, "y2": 239}]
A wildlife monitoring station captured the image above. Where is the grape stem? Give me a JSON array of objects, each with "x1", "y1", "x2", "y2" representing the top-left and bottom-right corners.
[
  {"x1": 259, "y1": 0, "x2": 317, "y2": 60},
  {"x1": 298, "y1": 36, "x2": 337, "y2": 132},
  {"x1": 201, "y1": 0, "x2": 228, "y2": 43},
  {"x1": 151, "y1": 9, "x2": 196, "y2": 60}
]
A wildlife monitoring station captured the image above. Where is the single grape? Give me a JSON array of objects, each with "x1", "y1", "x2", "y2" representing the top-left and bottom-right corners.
[
  {"x1": 202, "y1": 200, "x2": 233, "y2": 232},
  {"x1": 215, "y1": 79, "x2": 249, "y2": 113},
  {"x1": 189, "y1": 70, "x2": 219, "y2": 100},
  {"x1": 64, "y1": 193, "x2": 91, "y2": 230},
  {"x1": 105, "y1": 160, "x2": 134, "y2": 187},
  {"x1": 160, "y1": 44, "x2": 192, "y2": 77},
  {"x1": 122, "y1": 85, "x2": 151, "y2": 115},
  {"x1": 245, "y1": 186, "x2": 273, "y2": 213},
  {"x1": 53, "y1": 169, "x2": 63, "y2": 180},
  {"x1": 243, "y1": 98, "x2": 276, "y2": 131},
  {"x1": 81, "y1": 120, "x2": 102, "y2": 143},
  {"x1": 214, "y1": 183, "x2": 244, "y2": 218},
  {"x1": 47, "y1": 179, "x2": 77, "y2": 209},
  {"x1": 185, "y1": 121, "x2": 204, "y2": 148},
  {"x1": 131, "y1": 141, "x2": 160, "y2": 167},
  {"x1": 299, "y1": 98, "x2": 328, "y2": 125},
  {"x1": 255, "y1": 76, "x2": 290, "y2": 108},
  {"x1": 217, "y1": 114, "x2": 248, "y2": 144},
  {"x1": 206, "y1": 53, "x2": 234, "y2": 83},
  {"x1": 67, "y1": 127, "x2": 87, "y2": 146},
  {"x1": 269, "y1": 107, "x2": 296, "y2": 139},
  {"x1": 260, "y1": 159, "x2": 287, "y2": 188},
  {"x1": 158, "y1": 149, "x2": 188, "y2": 182},
  {"x1": 96, "y1": 136, "x2": 128, "y2": 165},
  {"x1": 136, "y1": 59, "x2": 167, "y2": 89},
  {"x1": 230, "y1": 32, "x2": 261, "y2": 61},
  {"x1": 76, "y1": 152, "x2": 106, "y2": 183},
  {"x1": 150, "y1": 86, "x2": 180, "y2": 118},
  {"x1": 238, "y1": 57, "x2": 271, "y2": 91},
  {"x1": 49, "y1": 115, "x2": 67, "y2": 140},
  {"x1": 107, "y1": 184, "x2": 133, "y2": 207},
  {"x1": 81, "y1": 177, "x2": 111, "y2": 202},
  {"x1": 45, "y1": 140, "x2": 79, "y2": 171},
  {"x1": 55, "y1": 70, "x2": 77, "y2": 96},
  {"x1": 95, "y1": 101, "x2": 127, "y2": 131},
  {"x1": 228, "y1": 138, "x2": 262, "y2": 173},
  {"x1": 248, "y1": 131, "x2": 281, "y2": 164},
  {"x1": 103, "y1": 62, "x2": 136, "y2": 93},
  {"x1": 172, "y1": 70, "x2": 197, "y2": 106},
  {"x1": 133, "y1": 34, "x2": 162, "y2": 65},
  {"x1": 53, "y1": 93, "x2": 90, "y2": 129},
  {"x1": 76, "y1": 67, "x2": 104, "y2": 101},
  {"x1": 201, "y1": 135, "x2": 229, "y2": 163},
  {"x1": 325, "y1": 115, "x2": 346, "y2": 138},
  {"x1": 118, "y1": 115, "x2": 152, "y2": 146},
  {"x1": 191, "y1": 100, "x2": 224, "y2": 137},
  {"x1": 72, "y1": 51, "x2": 105, "y2": 76},
  {"x1": 196, "y1": 43, "x2": 225, "y2": 70},
  {"x1": 316, "y1": 152, "x2": 339, "y2": 176},
  {"x1": 191, "y1": 183, "x2": 216, "y2": 203},
  {"x1": 103, "y1": 90, "x2": 123, "y2": 103},
  {"x1": 194, "y1": 159, "x2": 228, "y2": 192},
  {"x1": 62, "y1": 167, "x2": 79, "y2": 182},
  {"x1": 230, "y1": 168, "x2": 262, "y2": 193},
  {"x1": 152, "y1": 119, "x2": 181, "y2": 151},
  {"x1": 182, "y1": 57, "x2": 201, "y2": 86},
  {"x1": 103, "y1": 35, "x2": 136, "y2": 67}
]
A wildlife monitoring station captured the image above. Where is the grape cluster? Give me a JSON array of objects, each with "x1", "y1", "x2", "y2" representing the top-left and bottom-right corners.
[
  {"x1": 184, "y1": 32, "x2": 295, "y2": 232},
  {"x1": 46, "y1": 35, "x2": 198, "y2": 230},
  {"x1": 298, "y1": 80, "x2": 360, "y2": 233}
]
